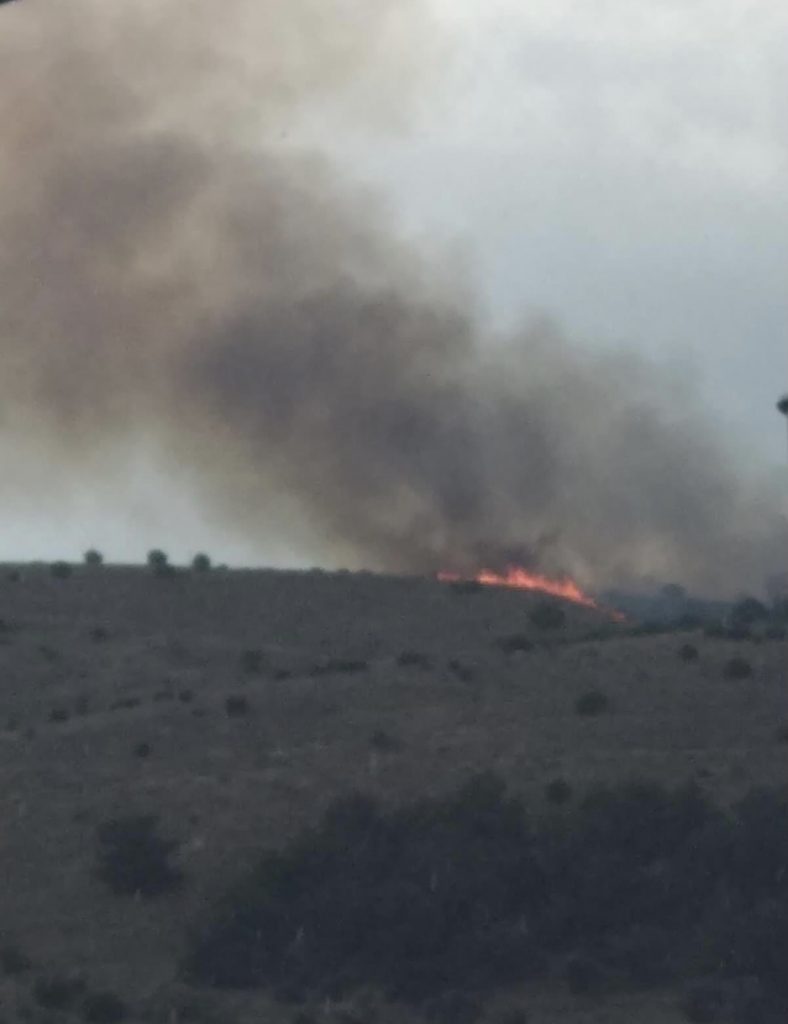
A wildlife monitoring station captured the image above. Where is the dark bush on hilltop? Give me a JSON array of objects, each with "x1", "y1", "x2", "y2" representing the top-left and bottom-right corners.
[
  {"x1": 679, "y1": 643, "x2": 700, "y2": 662},
  {"x1": 529, "y1": 602, "x2": 566, "y2": 630},
  {"x1": 95, "y1": 815, "x2": 183, "y2": 897},
  {"x1": 147, "y1": 549, "x2": 176, "y2": 577},
  {"x1": 84, "y1": 549, "x2": 104, "y2": 568},
  {"x1": 724, "y1": 657, "x2": 753, "y2": 680},
  {"x1": 50, "y1": 560, "x2": 73, "y2": 579},
  {"x1": 192, "y1": 553, "x2": 211, "y2": 572}
]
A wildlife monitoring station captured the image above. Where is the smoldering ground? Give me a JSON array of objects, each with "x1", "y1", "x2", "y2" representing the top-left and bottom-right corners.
[{"x1": 0, "y1": 1, "x2": 784, "y2": 594}]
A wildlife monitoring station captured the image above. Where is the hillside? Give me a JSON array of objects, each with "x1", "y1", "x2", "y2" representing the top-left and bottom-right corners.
[{"x1": 0, "y1": 565, "x2": 786, "y2": 1024}]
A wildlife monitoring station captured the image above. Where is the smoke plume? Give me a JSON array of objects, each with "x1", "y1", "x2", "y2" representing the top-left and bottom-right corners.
[{"x1": 0, "y1": 0, "x2": 784, "y2": 594}]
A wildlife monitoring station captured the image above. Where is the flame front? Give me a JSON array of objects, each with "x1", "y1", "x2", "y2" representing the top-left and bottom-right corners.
[{"x1": 437, "y1": 566, "x2": 599, "y2": 609}]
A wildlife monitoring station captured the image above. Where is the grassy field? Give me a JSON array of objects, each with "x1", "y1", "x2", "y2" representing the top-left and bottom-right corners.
[{"x1": 0, "y1": 564, "x2": 785, "y2": 1023}]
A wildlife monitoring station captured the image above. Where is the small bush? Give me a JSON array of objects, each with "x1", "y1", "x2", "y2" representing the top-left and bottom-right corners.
[
  {"x1": 50, "y1": 561, "x2": 73, "y2": 579},
  {"x1": 545, "y1": 778, "x2": 573, "y2": 805},
  {"x1": 34, "y1": 974, "x2": 88, "y2": 1010},
  {"x1": 50, "y1": 708, "x2": 70, "y2": 724},
  {"x1": 679, "y1": 643, "x2": 700, "y2": 662},
  {"x1": 397, "y1": 650, "x2": 432, "y2": 670},
  {"x1": 225, "y1": 695, "x2": 250, "y2": 717},
  {"x1": 192, "y1": 553, "x2": 212, "y2": 573},
  {"x1": 496, "y1": 634, "x2": 534, "y2": 655},
  {"x1": 95, "y1": 814, "x2": 183, "y2": 897},
  {"x1": 370, "y1": 729, "x2": 403, "y2": 753},
  {"x1": 1, "y1": 944, "x2": 33, "y2": 975},
  {"x1": 147, "y1": 549, "x2": 168, "y2": 570},
  {"x1": 447, "y1": 659, "x2": 474, "y2": 682},
  {"x1": 529, "y1": 602, "x2": 566, "y2": 630},
  {"x1": 310, "y1": 659, "x2": 368, "y2": 677},
  {"x1": 732, "y1": 598, "x2": 769, "y2": 626},
  {"x1": 84, "y1": 549, "x2": 104, "y2": 568},
  {"x1": 179, "y1": 689, "x2": 194, "y2": 703},
  {"x1": 725, "y1": 657, "x2": 753, "y2": 680},
  {"x1": 82, "y1": 990, "x2": 128, "y2": 1023},
  {"x1": 90, "y1": 626, "x2": 110, "y2": 642},
  {"x1": 575, "y1": 690, "x2": 610, "y2": 716},
  {"x1": 134, "y1": 742, "x2": 152, "y2": 758},
  {"x1": 240, "y1": 649, "x2": 263, "y2": 674}
]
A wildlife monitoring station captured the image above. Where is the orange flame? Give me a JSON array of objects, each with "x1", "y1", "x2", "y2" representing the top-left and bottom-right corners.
[{"x1": 438, "y1": 566, "x2": 599, "y2": 609}]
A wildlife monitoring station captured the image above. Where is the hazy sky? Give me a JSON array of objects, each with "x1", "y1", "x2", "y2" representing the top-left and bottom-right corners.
[{"x1": 1, "y1": 0, "x2": 786, "y2": 571}]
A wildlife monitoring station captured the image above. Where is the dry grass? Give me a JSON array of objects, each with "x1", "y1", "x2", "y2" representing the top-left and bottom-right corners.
[{"x1": 0, "y1": 565, "x2": 785, "y2": 1022}]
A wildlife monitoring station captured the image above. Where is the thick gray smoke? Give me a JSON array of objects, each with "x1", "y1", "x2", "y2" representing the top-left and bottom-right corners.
[{"x1": 0, "y1": 1, "x2": 784, "y2": 593}]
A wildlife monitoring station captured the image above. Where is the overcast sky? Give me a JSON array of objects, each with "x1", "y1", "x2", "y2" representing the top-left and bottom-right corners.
[{"x1": 1, "y1": 0, "x2": 786, "y2": 570}]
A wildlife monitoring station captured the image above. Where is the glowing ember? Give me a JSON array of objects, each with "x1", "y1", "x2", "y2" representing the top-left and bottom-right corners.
[{"x1": 437, "y1": 566, "x2": 599, "y2": 609}]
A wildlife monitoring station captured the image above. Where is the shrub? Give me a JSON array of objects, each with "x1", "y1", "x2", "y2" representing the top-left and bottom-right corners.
[
  {"x1": 50, "y1": 560, "x2": 73, "y2": 579},
  {"x1": 764, "y1": 625, "x2": 786, "y2": 641},
  {"x1": 575, "y1": 690, "x2": 610, "y2": 716},
  {"x1": 95, "y1": 814, "x2": 183, "y2": 897},
  {"x1": 90, "y1": 626, "x2": 109, "y2": 642},
  {"x1": 84, "y1": 549, "x2": 104, "y2": 568},
  {"x1": 1, "y1": 944, "x2": 33, "y2": 975},
  {"x1": 732, "y1": 598, "x2": 769, "y2": 627},
  {"x1": 679, "y1": 643, "x2": 700, "y2": 662},
  {"x1": 370, "y1": 729, "x2": 403, "y2": 753},
  {"x1": 34, "y1": 974, "x2": 88, "y2": 1010},
  {"x1": 50, "y1": 708, "x2": 70, "y2": 724},
  {"x1": 496, "y1": 634, "x2": 534, "y2": 655},
  {"x1": 310, "y1": 659, "x2": 368, "y2": 676},
  {"x1": 545, "y1": 778, "x2": 573, "y2": 805},
  {"x1": 82, "y1": 991, "x2": 128, "y2": 1023},
  {"x1": 134, "y1": 742, "x2": 152, "y2": 758},
  {"x1": 725, "y1": 657, "x2": 753, "y2": 680},
  {"x1": 225, "y1": 695, "x2": 250, "y2": 717},
  {"x1": 397, "y1": 651, "x2": 432, "y2": 670},
  {"x1": 147, "y1": 549, "x2": 174, "y2": 577},
  {"x1": 240, "y1": 649, "x2": 263, "y2": 674},
  {"x1": 529, "y1": 603, "x2": 566, "y2": 630},
  {"x1": 192, "y1": 553, "x2": 212, "y2": 573}
]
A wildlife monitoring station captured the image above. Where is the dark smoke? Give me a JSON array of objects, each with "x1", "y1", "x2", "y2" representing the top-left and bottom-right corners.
[{"x1": 0, "y1": 1, "x2": 784, "y2": 594}]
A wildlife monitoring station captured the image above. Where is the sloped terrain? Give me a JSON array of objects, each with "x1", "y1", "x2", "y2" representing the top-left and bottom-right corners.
[{"x1": 0, "y1": 565, "x2": 786, "y2": 1023}]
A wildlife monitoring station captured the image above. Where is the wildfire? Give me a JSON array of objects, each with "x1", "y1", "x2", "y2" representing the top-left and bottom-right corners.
[{"x1": 437, "y1": 566, "x2": 599, "y2": 609}]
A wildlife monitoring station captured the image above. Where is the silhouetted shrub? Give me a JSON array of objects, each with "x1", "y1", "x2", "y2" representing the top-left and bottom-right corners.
[
  {"x1": 90, "y1": 626, "x2": 109, "y2": 642},
  {"x1": 179, "y1": 689, "x2": 194, "y2": 703},
  {"x1": 50, "y1": 561, "x2": 73, "y2": 579},
  {"x1": 310, "y1": 659, "x2": 368, "y2": 677},
  {"x1": 447, "y1": 659, "x2": 474, "y2": 682},
  {"x1": 50, "y1": 708, "x2": 70, "y2": 723},
  {"x1": 240, "y1": 649, "x2": 263, "y2": 674},
  {"x1": 82, "y1": 991, "x2": 128, "y2": 1023},
  {"x1": 34, "y1": 974, "x2": 87, "y2": 1011},
  {"x1": 496, "y1": 634, "x2": 534, "y2": 655},
  {"x1": 1, "y1": 944, "x2": 32, "y2": 975},
  {"x1": 545, "y1": 779, "x2": 573, "y2": 805},
  {"x1": 225, "y1": 695, "x2": 250, "y2": 717},
  {"x1": 725, "y1": 657, "x2": 753, "y2": 680},
  {"x1": 529, "y1": 603, "x2": 566, "y2": 630},
  {"x1": 84, "y1": 549, "x2": 104, "y2": 568},
  {"x1": 134, "y1": 742, "x2": 152, "y2": 758},
  {"x1": 679, "y1": 643, "x2": 700, "y2": 662},
  {"x1": 147, "y1": 549, "x2": 168, "y2": 569},
  {"x1": 397, "y1": 651, "x2": 432, "y2": 670},
  {"x1": 95, "y1": 815, "x2": 183, "y2": 897},
  {"x1": 575, "y1": 690, "x2": 610, "y2": 716},
  {"x1": 192, "y1": 553, "x2": 212, "y2": 572},
  {"x1": 732, "y1": 598, "x2": 769, "y2": 627}
]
